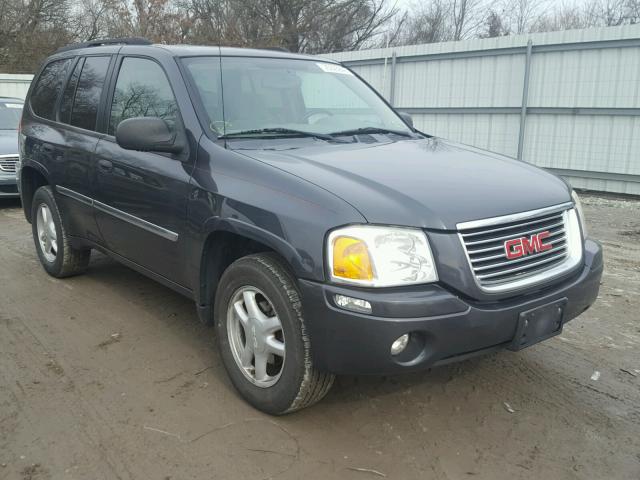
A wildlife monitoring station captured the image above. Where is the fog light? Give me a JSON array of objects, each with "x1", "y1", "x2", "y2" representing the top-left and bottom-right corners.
[
  {"x1": 334, "y1": 294, "x2": 372, "y2": 314},
  {"x1": 391, "y1": 334, "x2": 410, "y2": 355}
]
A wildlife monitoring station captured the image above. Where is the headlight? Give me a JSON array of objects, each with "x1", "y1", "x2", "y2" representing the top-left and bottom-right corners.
[
  {"x1": 571, "y1": 190, "x2": 587, "y2": 238},
  {"x1": 327, "y1": 225, "x2": 438, "y2": 287}
]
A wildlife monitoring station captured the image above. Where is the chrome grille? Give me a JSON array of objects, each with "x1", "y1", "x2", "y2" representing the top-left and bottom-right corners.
[
  {"x1": 0, "y1": 155, "x2": 18, "y2": 173},
  {"x1": 458, "y1": 204, "x2": 578, "y2": 292}
]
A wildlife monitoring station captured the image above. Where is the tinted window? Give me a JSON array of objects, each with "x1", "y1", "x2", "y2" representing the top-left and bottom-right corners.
[
  {"x1": 70, "y1": 56, "x2": 111, "y2": 131},
  {"x1": 182, "y1": 58, "x2": 223, "y2": 134},
  {"x1": 59, "y1": 58, "x2": 83, "y2": 124},
  {"x1": 30, "y1": 59, "x2": 72, "y2": 120},
  {"x1": 108, "y1": 57, "x2": 179, "y2": 135},
  {"x1": 0, "y1": 101, "x2": 23, "y2": 130},
  {"x1": 183, "y1": 56, "x2": 409, "y2": 136}
]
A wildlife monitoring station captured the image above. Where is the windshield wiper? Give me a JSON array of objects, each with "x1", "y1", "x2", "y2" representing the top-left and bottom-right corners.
[
  {"x1": 329, "y1": 127, "x2": 414, "y2": 138},
  {"x1": 219, "y1": 128, "x2": 346, "y2": 142}
]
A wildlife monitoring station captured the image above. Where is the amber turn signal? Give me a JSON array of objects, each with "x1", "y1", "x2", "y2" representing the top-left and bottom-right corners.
[{"x1": 332, "y1": 236, "x2": 374, "y2": 281}]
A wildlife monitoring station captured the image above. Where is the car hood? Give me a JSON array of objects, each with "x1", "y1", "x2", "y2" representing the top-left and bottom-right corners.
[
  {"x1": 0, "y1": 130, "x2": 19, "y2": 156},
  {"x1": 232, "y1": 137, "x2": 572, "y2": 230}
]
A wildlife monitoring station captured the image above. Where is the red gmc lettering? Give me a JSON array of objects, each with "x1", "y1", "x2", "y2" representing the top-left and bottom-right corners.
[
  {"x1": 504, "y1": 231, "x2": 553, "y2": 259},
  {"x1": 537, "y1": 231, "x2": 553, "y2": 251},
  {"x1": 504, "y1": 238, "x2": 524, "y2": 259}
]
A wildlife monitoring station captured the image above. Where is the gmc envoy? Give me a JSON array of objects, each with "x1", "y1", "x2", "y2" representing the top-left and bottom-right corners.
[{"x1": 19, "y1": 38, "x2": 603, "y2": 414}]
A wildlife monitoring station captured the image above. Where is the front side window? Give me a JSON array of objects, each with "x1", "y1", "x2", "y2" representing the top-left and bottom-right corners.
[
  {"x1": 0, "y1": 101, "x2": 23, "y2": 130},
  {"x1": 182, "y1": 56, "x2": 410, "y2": 137},
  {"x1": 108, "y1": 57, "x2": 179, "y2": 135},
  {"x1": 30, "y1": 58, "x2": 73, "y2": 120},
  {"x1": 181, "y1": 58, "x2": 223, "y2": 134},
  {"x1": 69, "y1": 56, "x2": 111, "y2": 131}
]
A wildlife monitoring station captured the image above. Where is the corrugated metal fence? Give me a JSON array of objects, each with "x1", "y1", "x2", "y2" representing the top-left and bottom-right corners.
[
  {"x1": 323, "y1": 25, "x2": 640, "y2": 195},
  {"x1": 0, "y1": 74, "x2": 33, "y2": 100}
]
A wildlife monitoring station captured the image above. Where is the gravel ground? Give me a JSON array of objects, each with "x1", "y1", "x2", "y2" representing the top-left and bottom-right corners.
[{"x1": 0, "y1": 193, "x2": 638, "y2": 480}]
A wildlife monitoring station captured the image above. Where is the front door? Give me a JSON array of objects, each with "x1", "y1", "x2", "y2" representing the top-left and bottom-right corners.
[{"x1": 93, "y1": 56, "x2": 193, "y2": 286}]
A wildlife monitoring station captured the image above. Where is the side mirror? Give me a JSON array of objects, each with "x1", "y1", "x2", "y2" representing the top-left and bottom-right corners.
[
  {"x1": 115, "y1": 117, "x2": 183, "y2": 154},
  {"x1": 397, "y1": 111, "x2": 414, "y2": 129}
]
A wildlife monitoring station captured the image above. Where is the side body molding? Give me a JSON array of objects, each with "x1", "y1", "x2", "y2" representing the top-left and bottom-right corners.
[{"x1": 56, "y1": 185, "x2": 179, "y2": 242}]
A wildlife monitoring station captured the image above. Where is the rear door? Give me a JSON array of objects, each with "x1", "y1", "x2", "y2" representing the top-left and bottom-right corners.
[
  {"x1": 93, "y1": 55, "x2": 194, "y2": 286},
  {"x1": 53, "y1": 55, "x2": 114, "y2": 241}
]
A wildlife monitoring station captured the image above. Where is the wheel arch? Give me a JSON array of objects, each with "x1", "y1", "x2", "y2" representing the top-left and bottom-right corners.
[
  {"x1": 195, "y1": 218, "x2": 307, "y2": 324},
  {"x1": 20, "y1": 163, "x2": 50, "y2": 223}
]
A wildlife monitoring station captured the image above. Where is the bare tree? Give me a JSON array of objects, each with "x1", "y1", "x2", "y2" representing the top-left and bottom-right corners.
[
  {"x1": 592, "y1": 0, "x2": 627, "y2": 25},
  {"x1": 501, "y1": 0, "x2": 547, "y2": 34},
  {"x1": 483, "y1": 9, "x2": 509, "y2": 37},
  {"x1": 450, "y1": 0, "x2": 483, "y2": 40},
  {"x1": 0, "y1": 0, "x2": 73, "y2": 73},
  {"x1": 531, "y1": 0, "x2": 634, "y2": 33},
  {"x1": 385, "y1": 0, "x2": 477, "y2": 46},
  {"x1": 627, "y1": 0, "x2": 640, "y2": 22},
  {"x1": 3, "y1": 0, "x2": 640, "y2": 74}
]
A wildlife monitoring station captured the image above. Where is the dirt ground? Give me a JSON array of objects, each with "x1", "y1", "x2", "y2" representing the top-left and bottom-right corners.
[{"x1": 0, "y1": 193, "x2": 639, "y2": 480}]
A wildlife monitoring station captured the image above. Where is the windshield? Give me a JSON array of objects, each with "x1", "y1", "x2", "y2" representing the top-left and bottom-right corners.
[
  {"x1": 182, "y1": 56, "x2": 412, "y2": 138},
  {"x1": 0, "y1": 101, "x2": 23, "y2": 130}
]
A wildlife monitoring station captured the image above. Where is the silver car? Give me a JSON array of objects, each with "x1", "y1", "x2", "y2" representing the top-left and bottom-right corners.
[{"x1": 0, "y1": 97, "x2": 23, "y2": 198}]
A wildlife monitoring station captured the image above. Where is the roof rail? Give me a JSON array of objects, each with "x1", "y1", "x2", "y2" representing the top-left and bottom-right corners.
[{"x1": 55, "y1": 37, "x2": 152, "y2": 54}]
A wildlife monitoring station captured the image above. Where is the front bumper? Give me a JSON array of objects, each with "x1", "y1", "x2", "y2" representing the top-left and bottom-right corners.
[
  {"x1": 299, "y1": 239, "x2": 603, "y2": 375},
  {"x1": 0, "y1": 174, "x2": 19, "y2": 197}
]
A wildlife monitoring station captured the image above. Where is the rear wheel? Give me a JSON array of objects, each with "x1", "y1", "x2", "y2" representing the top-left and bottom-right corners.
[
  {"x1": 214, "y1": 253, "x2": 334, "y2": 414},
  {"x1": 31, "y1": 186, "x2": 90, "y2": 277}
]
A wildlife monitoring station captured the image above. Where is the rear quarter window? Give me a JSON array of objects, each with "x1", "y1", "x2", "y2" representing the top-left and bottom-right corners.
[{"x1": 30, "y1": 58, "x2": 73, "y2": 120}]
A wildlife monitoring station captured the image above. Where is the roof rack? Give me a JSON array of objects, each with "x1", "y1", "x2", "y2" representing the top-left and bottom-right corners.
[{"x1": 55, "y1": 37, "x2": 152, "y2": 54}]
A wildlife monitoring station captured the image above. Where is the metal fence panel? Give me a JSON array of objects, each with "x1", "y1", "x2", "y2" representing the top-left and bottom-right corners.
[
  {"x1": 414, "y1": 113, "x2": 520, "y2": 157},
  {"x1": 323, "y1": 24, "x2": 640, "y2": 195},
  {"x1": 394, "y1": 55, "x2": 526, "y2": 108},
  {"x1": 0, "y1": 74, "x2": 33, "y2": 99}
]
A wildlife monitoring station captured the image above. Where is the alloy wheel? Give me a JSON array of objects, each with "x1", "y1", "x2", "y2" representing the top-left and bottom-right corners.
[
  {"x1": 227, "y1": 286, "x2": 286, "y2": 388},
  {"x1": 36, "y1": 203, "x2": 57, "y2": 263}
]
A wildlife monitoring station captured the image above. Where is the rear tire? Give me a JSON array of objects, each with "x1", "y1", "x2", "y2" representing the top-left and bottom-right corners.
[
  {"x1": 31, "y1": 186, "x2": 90, "y2": 278},
  {"x1": 214, "y1": 253, "x2": 334, "y2": 414}
]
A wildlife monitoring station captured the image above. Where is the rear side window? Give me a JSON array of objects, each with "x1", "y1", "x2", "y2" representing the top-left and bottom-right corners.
[
  {"x1": 59, "y1": 58, "x2": 83, "y2": 124},
  {"x1": 69, "y1": 56, "x2": 111, "y2": 131},
  {"x1": 108, "y1": 57, "x2": 179, "y2": 135},
  {"x1": 30, "y1": 58, "x2": 72, "y2": 120}
]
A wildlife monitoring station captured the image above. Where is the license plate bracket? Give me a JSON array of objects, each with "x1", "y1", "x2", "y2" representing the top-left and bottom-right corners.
[{"x1": 509, "y1": 298, "x2": 568, "y2": 351}]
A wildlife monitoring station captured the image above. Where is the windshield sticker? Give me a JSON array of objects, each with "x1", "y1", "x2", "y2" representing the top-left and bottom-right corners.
[
  {"x1": 3, "y1": 104, "x2": 23, "y2": 109},
  {"x1": 316, "y1": 63, "x2": 352, "y2": 75}
]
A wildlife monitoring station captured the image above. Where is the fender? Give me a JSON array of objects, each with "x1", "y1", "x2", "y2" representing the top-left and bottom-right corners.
[
  {"x1": 192, "y1": 215, "x2": 314, "y2": 324},
  {"x1": 20, "y1": 158, "x2": 50, "y2": 184},
  {"x1": 202, "y1": 216, "x2": 308, "y2": 274},
  {"x1": 19, "y1": 159, "x2": 51, "y2": 221}
]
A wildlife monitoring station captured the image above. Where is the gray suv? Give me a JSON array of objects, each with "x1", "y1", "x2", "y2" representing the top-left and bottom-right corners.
[
  {"x1": 19, "y1": 38, "x2": 603, "y2": 414},
  {"x1": 0, "y1": 97, "x2": 23, "y2": 197}
]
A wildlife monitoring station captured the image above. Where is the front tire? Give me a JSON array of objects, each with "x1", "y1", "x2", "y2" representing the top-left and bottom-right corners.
[
  {"x1": 31, "y1": 186, "x2": 90, "y2": 278},
  {"x1": 214, "y1": 253, "x2": 334, "y2": 414}
]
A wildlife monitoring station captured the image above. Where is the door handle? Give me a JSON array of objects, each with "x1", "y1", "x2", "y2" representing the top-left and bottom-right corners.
[{"x1": 98, "y1": 159, "x2": 113, "y2": 173}]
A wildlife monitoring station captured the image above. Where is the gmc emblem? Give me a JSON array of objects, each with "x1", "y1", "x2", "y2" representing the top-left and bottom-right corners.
[{"x1": 504, "y1": 231, "x2": 553, "y2": 259}]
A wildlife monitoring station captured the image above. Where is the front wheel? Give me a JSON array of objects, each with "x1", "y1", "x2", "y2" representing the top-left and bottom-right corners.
[{"x1": 214, "y1": 253, "x2": 334, "y2": 414}]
